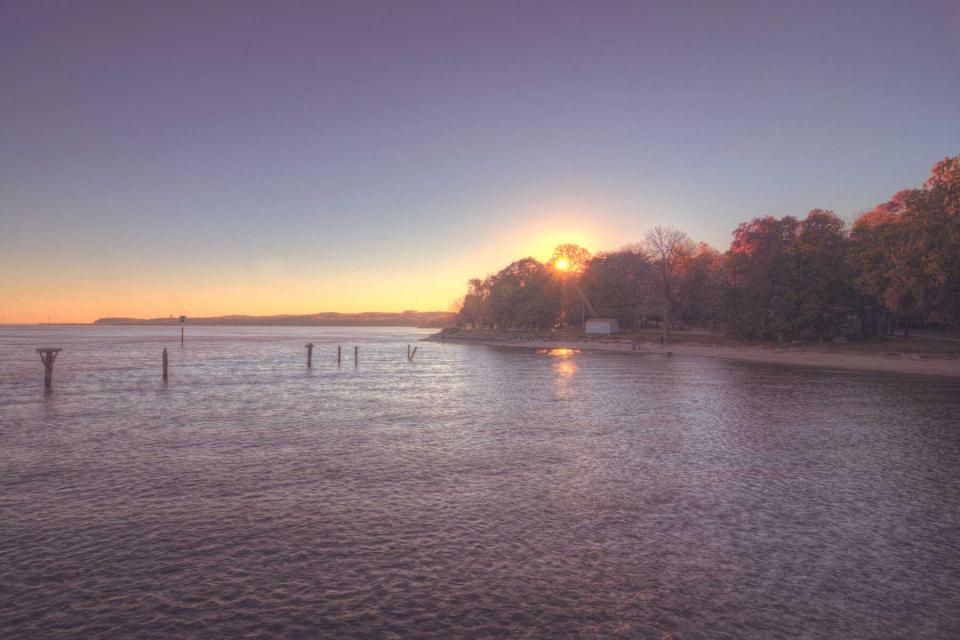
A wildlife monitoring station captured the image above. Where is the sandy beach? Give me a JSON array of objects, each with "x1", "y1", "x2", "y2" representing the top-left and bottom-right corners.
[{"x1": 429, "y1": 334, "x2": 960, "y2": 378}]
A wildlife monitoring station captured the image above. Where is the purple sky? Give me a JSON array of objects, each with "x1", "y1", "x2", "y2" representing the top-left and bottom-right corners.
[{"x1": 2, "y1": 1, "x2": 958, "y2": 321}]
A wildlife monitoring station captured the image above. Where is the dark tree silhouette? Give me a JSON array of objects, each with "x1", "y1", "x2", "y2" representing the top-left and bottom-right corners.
[{"x1": 455, "y1": 155, "x2": 960, "y2": 340}]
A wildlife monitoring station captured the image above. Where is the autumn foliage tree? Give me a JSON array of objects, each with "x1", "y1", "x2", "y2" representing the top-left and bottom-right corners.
[
  {"x1": 849, "y1": 157, "x2": 960, "y2": 334},
  {"x1": 456, "y1": 154, "x2": 960, "y2": 340},
  {"x1": 849, "y1": 192, "x2": 926, "y2": 335},
  {"x1": 795, "y1": 210, "x2": 856, "y2": 339},
  {"x1": 673, "y1": 242, "x2": 725, "y2": 330},
  {"x1": 724, "y1": 216, "x2": 802, "y2": 341}
]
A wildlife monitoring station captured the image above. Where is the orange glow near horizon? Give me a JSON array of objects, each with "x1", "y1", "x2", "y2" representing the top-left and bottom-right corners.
[
  {"x1": 0, "y1": 266, "x2": 475, "y2": 324},
  {"x1": 526, "y1": 231, "x2": 598, "y2": 263},
  {"x1": 485, "y1": 202, "x2": 616, "y2": 265},
  {"x1": 0, "y1": 205, "x2": 623, "y2": 324}
]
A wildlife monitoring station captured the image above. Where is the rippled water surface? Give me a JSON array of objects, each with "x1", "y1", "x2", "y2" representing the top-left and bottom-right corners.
[{"x1": 2, "y1": 326, "x2": 959, "y2": 639}]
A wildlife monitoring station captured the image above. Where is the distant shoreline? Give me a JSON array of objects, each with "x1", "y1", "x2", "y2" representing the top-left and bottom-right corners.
[
  {"x1": 11, "y1": 311, "x2": 457, "y2": 328},
  {"x1": 1, "y1": 321, "x2": 446, "y2": 329},
  {"x1": 428, "y1": 332, "x2": 960, "y2": 379}
]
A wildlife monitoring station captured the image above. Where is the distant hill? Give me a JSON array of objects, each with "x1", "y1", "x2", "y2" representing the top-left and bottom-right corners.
[{"x1": 94, "y1": 311, "x2": 455, "y2": 328}]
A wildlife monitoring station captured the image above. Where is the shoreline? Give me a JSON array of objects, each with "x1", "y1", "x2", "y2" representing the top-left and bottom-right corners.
[{"x1": 427, "y1": 334, "x2": 960, "y2": 379}]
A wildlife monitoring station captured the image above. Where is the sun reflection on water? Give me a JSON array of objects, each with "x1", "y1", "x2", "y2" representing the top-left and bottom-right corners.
[
  {"x1": 537, "y1": 348, "x2": 579, "y2": 396},
  {"x1": 554, "y1": 358, "x2": 576, "y2": 378},
  {"x1": 536, "y1": 348, "x2": 581, "y2": 357}
]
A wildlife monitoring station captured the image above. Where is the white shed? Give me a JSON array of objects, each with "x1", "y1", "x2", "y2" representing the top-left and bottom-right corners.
[{"x1": 585, "y1": 318, "x2": 619, "y2": 335}]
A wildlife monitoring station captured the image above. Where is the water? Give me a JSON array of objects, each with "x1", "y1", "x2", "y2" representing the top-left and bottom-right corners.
[{"x1": 2, "y1": 326, "x2": 959, "y2": 639}]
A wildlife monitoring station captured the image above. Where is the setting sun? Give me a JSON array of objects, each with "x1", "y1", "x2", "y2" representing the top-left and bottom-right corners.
[{"x1": 549, "y1": 243, "x2": 591, "y2": 274}]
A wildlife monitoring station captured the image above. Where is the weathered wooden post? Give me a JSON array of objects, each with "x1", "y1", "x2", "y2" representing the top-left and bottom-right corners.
[
  {"x1": 306, "y1": 343, "x2": 314, "y2": 368},
  {"x1": 162, "y1": 348, "x2": 168, "y2": 381},
  {"x1": 180, "y1": 315, "x2": 186, "y2": 346},
  {"x1": 407, "y1": 344, "x2": 411, "y2": 360},
  {"x1": 354, "y1": 346, "x2": 358, "y2": 367},
  {"x1": 36, "y1": 348, "x2": 61, "y2": 389},
  {"x1": 409, "y1": 346, "x2": 418, "y2": 361},
  {"x1": 337, "y1": 345, "x2": 341, "y2": 366}
]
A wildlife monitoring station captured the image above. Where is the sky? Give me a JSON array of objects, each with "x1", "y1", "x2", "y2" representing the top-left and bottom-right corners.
[{"x1": 1, "y1": 1, "x2": 958, "y2": 323}]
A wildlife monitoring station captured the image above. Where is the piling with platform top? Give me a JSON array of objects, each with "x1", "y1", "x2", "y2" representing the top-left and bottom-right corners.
[
  {"x1": 162, "y1": 348, "x2": 168, "y2": 381},
  {"x1": 36, "y1": 348, "x2": 61, "y2": 389}
]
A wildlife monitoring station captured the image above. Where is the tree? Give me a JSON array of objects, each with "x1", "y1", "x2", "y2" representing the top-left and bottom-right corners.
[
  {"x1": 549, "y1": 243, "x2": 592, "y2": 273},
  {"x1": 452, "y1": 154, "x2": 960, "y2": 340},
  {"x1": 918, "y1": 156, "x2": 960, "y2": 325},
  {"x1": 673, "y1": 242, "x2": 724, "y2": 330},
  {"x1": 549, "y1": 244, "x2": 592, "y2": 326},
  {"x1": 644, "y1": 226, "x2": 694, "y2": 338},
  {"x1": 581, "y1": 248, "x2": 653, "y2": 328},
  {"x1": 724, "y1": 216, "x2": 801, "y2": 341},
  {"x1": 457, "y1": 277, "x2": 492, "y2": 328},
  {"x1": 487, "y1": 258, "x2": 559, "y2": 330},
  {"x1": 795, "y1": 210, "x2": 855, "y2": 339},
  {"x1": 851, "y1": 189, "x2": 939, "y2": 335}
]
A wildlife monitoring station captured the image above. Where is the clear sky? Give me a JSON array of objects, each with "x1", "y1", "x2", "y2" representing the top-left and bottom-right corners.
[{"x1": 2, "y1": 1, "x2": 958, "y2": 323}]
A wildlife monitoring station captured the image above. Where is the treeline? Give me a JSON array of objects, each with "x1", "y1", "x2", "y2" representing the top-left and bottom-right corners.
[{"x1": 456, "y1": 155, "x2": 960, "y2": 341}]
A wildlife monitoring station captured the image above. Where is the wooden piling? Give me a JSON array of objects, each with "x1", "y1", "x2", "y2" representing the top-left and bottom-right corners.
[
  {"x1": 36, "y1": 348, "x2": 61, "y2": 389},
  {"x1": 409, "y1": 346, "x2": 418, "y2": 361},
  {"x1": 337, "y1": 346, "x2": 341, "y2": 366},
  {"x1": 162, "y1": 348, "x2": 168, "y2": 381},
  {"x1": 306, "y1": 343, "x2": 314, "y2": 368},
  {"x1": 180, "y1": 315, "x2": 186, "y2": 346},
  {"x1": 354, "y1": 346, "x2": 358, "y2": 366}
]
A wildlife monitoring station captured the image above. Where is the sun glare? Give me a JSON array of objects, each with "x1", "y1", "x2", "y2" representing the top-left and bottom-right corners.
[{"x1": 555, "y1": 257, "x2": 570, "y2": 271}]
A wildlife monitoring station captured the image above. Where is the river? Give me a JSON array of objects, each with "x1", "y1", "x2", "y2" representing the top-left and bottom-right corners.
[{"x1": 2, "y1": 325, "x2": 958, "y2": 638}]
